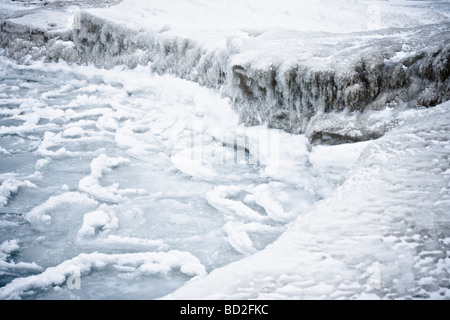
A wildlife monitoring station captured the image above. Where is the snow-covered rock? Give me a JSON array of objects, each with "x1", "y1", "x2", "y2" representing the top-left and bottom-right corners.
[{"x1": 1, "y1": 0, "x2": 449, "y2": 140}]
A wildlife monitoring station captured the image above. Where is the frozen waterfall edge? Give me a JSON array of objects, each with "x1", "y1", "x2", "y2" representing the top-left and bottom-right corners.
[{"x1": 1, "y1": 11, "x2": 449, "y2": 143}]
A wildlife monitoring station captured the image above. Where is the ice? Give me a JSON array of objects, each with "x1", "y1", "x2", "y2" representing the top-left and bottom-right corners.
[
  {"x1": 223, "y1": 221, "x2": 281, "y2": 256},
  {"x1": 71, "y1": 0, "x2": 448, "y2": 137},
  {"x1": 0, "y1": 179, "x2": 36, "y2": 207},
  {"x1": 0, "y1": 146, "x2": 10, "y2": 155},
  {"x1": 62, "y1": 126, "x2": 84, "y2": 138},
  {"x1": 0, "y1": 239, "x2": 19, "y2": 256},
  {"x1": 0, "y1": 250, "x2": 206, "y2": 300},
  {"x1": 78, "y1": 154, "x2": 132, "y2": 203},
  {"x1": 35, "y1": 159, "x2": 50, "y2": 170},
  {"x1": 25, "y1": 192, "x2": 98, "y2": 227},
  {"x1": 223, "y1": 221, "x2": 257, "y2": 255},
  {"x1": 36, "y1": 132, "x2": 77, "y2": 158},
  {"x1": 2, "y1": 0, "x2": 448, "y2": 136},
  {"x1": 86, "y1": 0, "x2": 450, "y2": 37},
  {"x1": 88, "y1": 154, "x2": 129, "y2": 180},
  {"x1": 206, "y1": 185, "x2": 267, "y2": 222},
  {"x1": 171, "y1": 150, "x2": 219, "y2": 182},
  {"x1": 8, "y1": 11, "x2": 70, "y2": 33},
  {"x1": 2, "y1": 54, "x2": 327, "y2": 299},
  {"x1": 0, "y1": 239, "x2": 43, "y2": 282},
  {"x1": 1, "y1": 0, "x2": 449, "y2": 301},
  {"x1": 82, "y1": 235, "x2": 167, "y2": 251},
  {"x1": 251, "y1": 184, "x2": 295, "y2": 223},
  {"x1": 166, "y1": 101, "x2": 450, "y2": 300},
  {"x1": 77, "y1": 207, "x2": 118, "y2": 237}
]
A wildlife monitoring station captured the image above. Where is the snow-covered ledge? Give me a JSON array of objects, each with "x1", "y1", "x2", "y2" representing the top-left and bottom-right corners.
[{"x1": 1, "y1": 0, "x2": 449, "y2": 143}]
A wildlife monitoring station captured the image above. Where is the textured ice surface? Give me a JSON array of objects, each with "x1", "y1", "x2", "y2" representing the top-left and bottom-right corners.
[
  {"x1": 166, "y1": 101, "x2": 450, "y2": 300},
  {"x1": 0, "y1": 0, "x2": 449, "y2": 300},
  {"x1": 0, "y1": 53, "x2": 448, "y2": 300},
  {"x1": 1, "y1": 0, "x2": 449, "y2": 137},
  {"x1": 0, "y1": 56, "x2": 340, "y2": 299},
  {"x1": 74, "y1": 1, "x2": 450, "y2": 137}
]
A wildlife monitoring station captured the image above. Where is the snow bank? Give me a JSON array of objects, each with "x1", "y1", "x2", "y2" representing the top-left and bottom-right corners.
[
  {"x1": 1, "y1": 0, "x2": 449, "y2": 139},
  {"x1": 165, "y1": 100, "x2": 450, "y2": 300}
]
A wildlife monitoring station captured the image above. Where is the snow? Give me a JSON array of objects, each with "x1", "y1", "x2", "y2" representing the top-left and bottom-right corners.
[
  {"x1": 89, "y1": 154, "x2": 129, "y2": 179},
  {"x1": 165, "y1": 101, "x2": 450, "y2": 300},
  {"x1": 77, "y1": 207, "x2": 118, "y2": 237},
  {"x1": 0, "y1": 250, "x2": 206, "y2": 300},
  {"x1": 8, "y1": 11, "x2": 70, "y2": 33},
  {"x1": 62, "y1": 126, "x2": 84, "y2": 138},
  {"x1": 0, "y1": 0, "x2": 449, "y2": 301},
  {"x1": 0, "y1": 179, "x2": 36, "y2": 207},
  {"x1": 206, "y1": 185, "x2": 267, "y2": 222},
  {"x1": 0, "y1": 239, "x2": 19, "y2": 255},
  {"x1": 66, "y1": 0, "x2": 448, "y2": 136},
  {"x1": 78, "y1": 154, "x2": 135, "y2": 203},
  {"x1": 251, "y1": 184, "x2": 295, "y2": 223},
  {"x1": 1, "y1": 55, "x2": 328, "y2": 299},
  {"x1": 171, "y1": 150, "x2": 219, "y2": 182},
  {"x1": 2, "y1": 0, "x2": 448, "y2": 135},
  {"x1": 0, "y1": 239, "x2": 43, "y2": 280},
  {"x1": 0, "y1": 146, "x2": 10, "y2": 155},
  {"x1": 87, "y1": 0, "x2": 450, "y2": 39},
  {"x1": 25, "y1": 192, "x2": 98, "y2": 227},
  {"x1": 35, "y1": 158, "x2": 50, "y2": 170},
  {"x1": 223, "y1": 221, "x2": 258, "y2": 255}
]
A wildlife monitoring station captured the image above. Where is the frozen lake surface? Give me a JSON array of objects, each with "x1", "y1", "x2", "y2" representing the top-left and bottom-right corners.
[
  {"x1": 0, "y1": 55, "x2": 360, "y2": 299},
  {"x1": 1, "y1": 54, "x2": 449, "y2": 300}
]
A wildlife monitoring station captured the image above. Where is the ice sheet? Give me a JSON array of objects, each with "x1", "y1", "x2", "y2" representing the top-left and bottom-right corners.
[
  {"x1": 0, "y1": 55, "x2": 342, "y2": 299},
  {"x1": 0, "y1": 0, "x2": 449, "y2": 300}
]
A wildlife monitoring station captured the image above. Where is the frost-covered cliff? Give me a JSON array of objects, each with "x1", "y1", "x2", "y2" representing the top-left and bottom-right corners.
[{"x1": 1, "y1": 0, "x2": 449, "y2": 141}]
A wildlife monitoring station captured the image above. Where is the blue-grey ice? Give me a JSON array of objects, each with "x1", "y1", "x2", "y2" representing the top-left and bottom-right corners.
[{"x1": 0, "y1": 0, "x2": 449, "y2": 300}]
